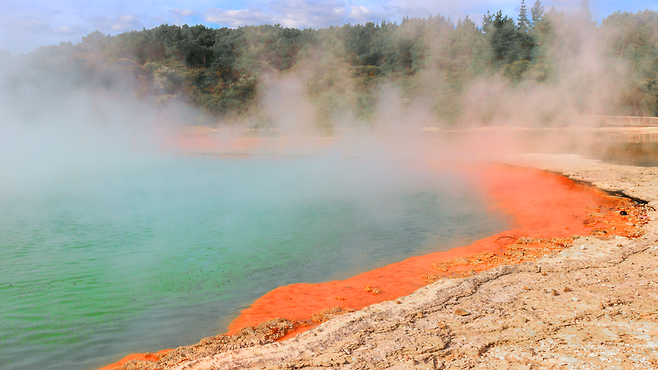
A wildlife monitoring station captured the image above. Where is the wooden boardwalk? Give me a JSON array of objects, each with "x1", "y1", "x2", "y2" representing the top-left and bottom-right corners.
[
  {"x1": 421, "y1": 115, "x2": 658, "y2": 143},
  {"x1": 576, "y1": 115, "x2": 658, "y2": 127},
  {"x1": 180, "y1": 115, "x2": 658, "y2": 144}
]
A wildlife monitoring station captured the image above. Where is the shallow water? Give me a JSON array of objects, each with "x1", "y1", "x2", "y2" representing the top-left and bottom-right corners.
[
  {"x1": 0, "y1": 155, "x2": 509, "y2": 370},
  {"x1": 590, "y1": 142, "x2": 658, "y2": 167}
]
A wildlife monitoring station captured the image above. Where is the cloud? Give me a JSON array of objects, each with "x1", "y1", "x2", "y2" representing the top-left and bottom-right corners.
[
  {"x1": 91, "y1": 14, "x2": 143, "y2": 32},
  {"x1": 202, "y1": 0, "x2": 473, "y2": 29},
  {"x1": 170, "y1": 9, "x2": 197, "y2": 17},
  {"x1": 0, "y1": 0, "x2": 642, "y2": 55},
  {"x1": 204, "y1": 0, "x2": 350, "y2": 29},
  {"x1": 204, "y1": 8, "x2": 272, "y2": 27},
  {"x1": 347, "y1": 5, "x2": 374, "y2": 23},
  {"x1": 267, "y1": 0, "x2": 347, "y2": 28},
  {"x1": 0, "y1": 17, "x2": 79, "y2": 54},
  {"x1": 53, "y1": 25, "x2": 87, "y2": 35},
  {"x1": 0, "y1": 16, "x2": 86, "y2": 36},
  {"x1": 5, "y1": 17, "x2": 52, "y2": 33}
]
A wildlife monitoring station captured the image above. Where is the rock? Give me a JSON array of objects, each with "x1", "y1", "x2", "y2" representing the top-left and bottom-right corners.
[{"x1": 122, "y1": 156, "x2": 658, "y2": 370}]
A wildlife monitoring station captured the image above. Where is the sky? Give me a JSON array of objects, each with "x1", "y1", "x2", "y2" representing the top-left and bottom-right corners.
[{"x1": 0, "y1": 0, "x2": 656, "y2": 54}]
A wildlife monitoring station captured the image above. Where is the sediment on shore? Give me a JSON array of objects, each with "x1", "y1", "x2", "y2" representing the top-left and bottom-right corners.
[{"x1": 103, "y1": 155, "x2": 658, "y2": 370}]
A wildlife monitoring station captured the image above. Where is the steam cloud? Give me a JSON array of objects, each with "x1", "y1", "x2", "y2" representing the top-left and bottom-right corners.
[{"x1": 0, "y1": 7, "x2": 654, "y2": 181}]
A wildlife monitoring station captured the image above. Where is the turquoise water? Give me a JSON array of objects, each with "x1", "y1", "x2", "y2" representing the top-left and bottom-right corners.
[{"x1": 0, "y1": 155, "x2": 508, "y2": 370}]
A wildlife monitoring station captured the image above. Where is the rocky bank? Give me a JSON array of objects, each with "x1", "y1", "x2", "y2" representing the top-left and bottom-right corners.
[{"x1": 114, "y1": 154, "x2": 658, "y2": 370}]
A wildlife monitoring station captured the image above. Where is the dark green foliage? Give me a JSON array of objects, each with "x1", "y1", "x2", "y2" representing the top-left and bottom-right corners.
[
  {"x1": 531, "y1": 0, "x2": 544, "y2": 24},
  {"x1": 27, "y1": 6, "x2": 658, "y2": 124},
  {"x1": 601, "y1": 10, "x2": 658, "y2": 115},
  {"x1": 480, "y1": 9, "x2": 536, "y2": 72},
  {"x1": 345, "y1": 22, "x2": 383, "y2": 66},
  {"x1": 491, "y1": 11, "x2": 520, "y2": 65},
  {"x1": 211, "y1": 28, "x2": 241, "y2": 76},
  {"x1": 518, "y1": 0, "x2": 531, "y2": 31},
  {"x1": 646, "y1": 78, "x2": 658, "y2": 116}
]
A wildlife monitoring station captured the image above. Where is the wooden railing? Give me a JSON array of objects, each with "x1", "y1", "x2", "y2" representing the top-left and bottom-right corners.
[
  {"x1": 577, "y1": 115, "x2": 658, "y2": 127},
  {"x1": 596, "y1": 131, "x2": 658, "y2": 143}
]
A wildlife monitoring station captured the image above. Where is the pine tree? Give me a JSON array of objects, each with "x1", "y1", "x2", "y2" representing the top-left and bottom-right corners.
[
  {"x1": 482, "y1": 11, "x2": 494, "y2": 34},
  {"x1": 517, "y1": 0, "x2": 536, "y2": 62},
  {"x1": 580, "y1": 0, "x2": 593, "y2": 22},
  {"x1": 491, "y1": 11, "x2": 519, "y2": 65},
  {"x1": 531, "y1": 0, "x2": 544, "y2": 23},
  {"x1": 518, "y1": 0, "x2": 531, "y2": 31}
]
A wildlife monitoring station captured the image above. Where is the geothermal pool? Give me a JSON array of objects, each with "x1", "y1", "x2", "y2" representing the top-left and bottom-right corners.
[{"x1": 0, "y1": 155, "x2": 509, "y2": 370}]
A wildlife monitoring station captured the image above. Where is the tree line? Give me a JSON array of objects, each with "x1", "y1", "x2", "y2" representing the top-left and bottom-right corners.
[{"x1": 18, "y1": 0, "x2": 658, "y2": 127}]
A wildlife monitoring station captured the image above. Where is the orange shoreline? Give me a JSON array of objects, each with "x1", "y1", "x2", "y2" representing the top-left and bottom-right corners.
[
  {"x1": 99, "y1": 349, "x2": 173, "y2": 370},
  {"x1": 100, "y1": 163, "x2": 641, "y2": 369},
  {"x1": 227, "y1": 163, "x2": 639, "y2": 334}
]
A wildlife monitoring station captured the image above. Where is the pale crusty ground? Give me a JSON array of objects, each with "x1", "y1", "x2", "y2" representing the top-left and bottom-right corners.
[{"x1": 128, "y1": 154, "x2": 658, "y2": 370}]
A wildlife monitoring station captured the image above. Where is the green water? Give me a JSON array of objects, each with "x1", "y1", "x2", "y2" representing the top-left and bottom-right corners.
[{"x1": 0, "y1": 155, "x2": 508, "y2": 370}]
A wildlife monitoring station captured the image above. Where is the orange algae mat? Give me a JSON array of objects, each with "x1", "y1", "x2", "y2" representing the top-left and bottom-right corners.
[
  {"x1": 100, "y1": 163, "x2": 643, "y2": 369},
  {"x1": 99, "y1": 349, "x2": 173, "y2": 370},
  {"x1": 227, "y1": 163, "x2": 641, "y2": 337}
]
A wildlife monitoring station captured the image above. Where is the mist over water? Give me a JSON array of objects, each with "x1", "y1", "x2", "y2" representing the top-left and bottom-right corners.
[
  {"x1": 0, "y1": 62, "x2": 509, "y2": 368},
  {"x1": 0, "y1": 153, "x2": 509, "y2": 370}
]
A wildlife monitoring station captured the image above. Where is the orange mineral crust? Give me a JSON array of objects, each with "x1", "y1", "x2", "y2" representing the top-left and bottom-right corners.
[
  {"x1": 97, "y1": 164, "x2": 646, "y2": 370},
  {"x1": 98, "y1": 349, "x2": 173, "y2": 370},
  {"x1": 227, "y1": 164, "x2": 644, "y2": 336}
]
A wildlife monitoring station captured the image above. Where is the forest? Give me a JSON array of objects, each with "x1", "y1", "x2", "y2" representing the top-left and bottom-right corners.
[{"x1": 6, "y1": 0, "x2": 658, "y2": 129}]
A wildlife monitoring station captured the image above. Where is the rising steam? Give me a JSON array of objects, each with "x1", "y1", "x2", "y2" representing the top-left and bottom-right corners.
[{"x1": 1, "y1": 6, "x2": 655, "y2": 177}]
